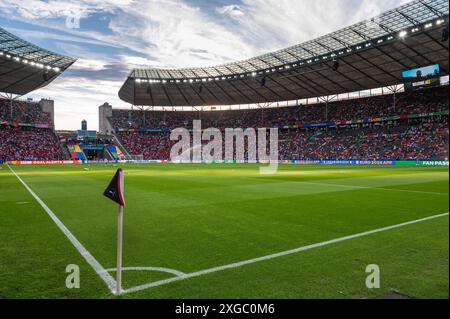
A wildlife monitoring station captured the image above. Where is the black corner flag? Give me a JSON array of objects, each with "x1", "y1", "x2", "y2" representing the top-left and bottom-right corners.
[
  {"x1": 103, "y1": 168, "x2": 125, "y2": 295},
  {"x1": 103, "y1": 168, "x2": 125, "y2": 207}
]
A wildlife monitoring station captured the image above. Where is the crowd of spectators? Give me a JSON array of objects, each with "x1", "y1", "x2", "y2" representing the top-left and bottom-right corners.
[
  {"x1": 1, "y1": 86, "x2": 447, "y2": 162},
  {"x1": 0, "y1": 99, "x2": 63, "y2": 161},
  {"x1": 117, "y1": 116, "x2": 448, "y2": 161},
  {"x1": 0, "y1": 126, "x2": 65, "y2": 161},
  {"x1": 119, "y1": 132, "x2": 172, "y2": 160},
  {"x1": 278, "y1": 118, "x2": 448, "y2": 161},
  {"x1": 0, "y1": 99, "x2": 53, "y2": 125},
  {"x1": 114, "y1": 86, "x2": 448, "y2": 161},
  {"x1": 110, "y1": 86, "x2": 448, "y2": 130}
]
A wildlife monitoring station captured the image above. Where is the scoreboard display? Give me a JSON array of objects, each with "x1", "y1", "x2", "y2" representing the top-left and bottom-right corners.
[
  {"x1": 402, "y1": 64, "x2": 440, "y2": 79},
  {"x1": 402, "y1": 64, "x2": 441, "y2": 91},
  {"x1": 404, "y1": 77, "x2": 440, "y2": 91}
]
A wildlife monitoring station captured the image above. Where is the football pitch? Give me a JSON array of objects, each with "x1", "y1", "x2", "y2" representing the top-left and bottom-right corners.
[{"x1": 0, "y1": 163, "x2": 448, "y2": 299}]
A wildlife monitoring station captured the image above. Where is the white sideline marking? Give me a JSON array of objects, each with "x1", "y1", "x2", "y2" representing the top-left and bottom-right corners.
[
  {"x1": 122, "y1": 212, "x2": 449, "y2": 295},
  {"x1": 7, "y1": 165, "x2": 117, "y2": 293},
  {"x1": 102, "y1": 267, "x2": 186, "y2": 277}
]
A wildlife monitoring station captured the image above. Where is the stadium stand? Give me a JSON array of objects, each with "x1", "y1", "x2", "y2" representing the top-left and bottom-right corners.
[
  {"x1": 0, "y1": 99, "x2": 67, "y2": 161},
  {"x1": 0, "y1": 126, "x2": 65, "y2": 161},
  {"x1": 278, "y1": 118, "x2": 448, "y2": 160},
  {"x1": 111, "y1": 86, "x2": 448, "y2": 130},
  {"x1": 111, "y1": 86, "x2": 449, "y2": 161},
  {"x1": 107, "y1": 145, "x2": 125, "y2": 160},
  {"x1": 0, "y1": 98, "x2": 53, "y2": 126},
  {"x1": 67, "y1": 144, "x2": 87, "y2": 160}
]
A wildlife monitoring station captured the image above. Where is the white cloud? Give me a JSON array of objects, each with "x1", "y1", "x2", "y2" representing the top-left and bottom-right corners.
[
  {"x1": 0, "y1": 0, "x2": 133, "y2": 20},
  {"x1": 107, "y1": 0, "x2": 256, "y2": 68},
  {"x1": 216, "y1": 5, "x2": 245, "y2": 17}
]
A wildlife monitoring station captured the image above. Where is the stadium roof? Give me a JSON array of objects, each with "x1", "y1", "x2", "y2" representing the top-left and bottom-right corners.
[
  {"x1": 0, "y1": 26, "x2": 76, "y2": 96},
  {"x1": 119, "y1": 0, "x2": 449, "y2": 107}
]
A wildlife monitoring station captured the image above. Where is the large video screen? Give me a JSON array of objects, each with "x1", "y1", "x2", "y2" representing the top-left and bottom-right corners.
[{"x1": 402, "y1": 64, "x2": 440, "y2": 79}]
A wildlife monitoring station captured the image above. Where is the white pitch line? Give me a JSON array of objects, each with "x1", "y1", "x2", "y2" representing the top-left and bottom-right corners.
[
  {"x1": 7, "y1": 165, "x2": 117, "y2": 293},
  {"x1": 123, "y1": 212, "x2": 449, "y2": 295},
  {"x1": 102, "y1": 267, "x2": 186, "y2": 277}
]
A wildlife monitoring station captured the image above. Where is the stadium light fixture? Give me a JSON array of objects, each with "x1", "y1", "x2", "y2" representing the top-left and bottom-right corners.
[
  {"x1": 436, "y1": 19, "x2": 445, "y2": 25},
  {"x1": 399, "y1": 30, "x2": 408, "y2": 38},
  {"x1": 425, "y1": 23, "x2": 433, "y2": 29}
]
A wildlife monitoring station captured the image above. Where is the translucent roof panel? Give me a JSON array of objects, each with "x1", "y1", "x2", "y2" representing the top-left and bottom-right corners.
[{"x1": 0, "y1": 26, "x2": 75, "y2": 69}]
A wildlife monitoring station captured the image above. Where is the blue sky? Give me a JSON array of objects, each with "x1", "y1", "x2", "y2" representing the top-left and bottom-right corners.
[{"x1": 0, "y1": 0, "x2": 412, "y2": 130}]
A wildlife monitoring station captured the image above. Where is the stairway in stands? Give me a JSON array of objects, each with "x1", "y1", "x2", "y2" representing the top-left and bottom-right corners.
[
  {"x1": 106, "y1": 145, "x2": 125, "y2": 160},
  {"x1": 67, "y1": 144, "x2": 87, "y2": 160}
]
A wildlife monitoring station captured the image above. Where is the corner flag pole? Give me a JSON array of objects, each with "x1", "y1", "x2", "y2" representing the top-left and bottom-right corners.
[
  {"x1": 116, "y1": 204, "x2": 124, "y2": 295},
  {"x1": 103, "y1": 168, "x2": 126, "y2": 295}
]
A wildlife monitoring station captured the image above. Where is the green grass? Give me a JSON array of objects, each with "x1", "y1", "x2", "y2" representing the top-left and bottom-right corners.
[{"x1": 0, "y1": 163, "x2": 448, "y2": 299}]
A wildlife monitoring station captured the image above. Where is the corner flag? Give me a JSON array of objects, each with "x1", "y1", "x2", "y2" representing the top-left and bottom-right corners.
[
  {"x1": 103, "y1": 168, "x2": 125, "y2": 207},
  {"x1": 103, "y1": 168, "x2": 125, "y2": 295}
]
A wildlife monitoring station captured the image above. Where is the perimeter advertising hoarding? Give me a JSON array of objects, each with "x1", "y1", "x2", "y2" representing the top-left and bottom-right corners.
[
  {"x1": 6, "y1": 160, "x2": 82, "y2": 165},
  {"x1": 3, "y1": 160, "x2": 448, "y2": 166}
]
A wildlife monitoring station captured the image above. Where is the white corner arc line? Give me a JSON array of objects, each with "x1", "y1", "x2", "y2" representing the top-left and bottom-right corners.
[
  {"x1": 122, "y1": 212, "x2": 449, "y2": 295},
  {"x1": 102, "y1": 267, "x2": 186, "y2": 277},
  {"x1": 7, "y1": 165, "x2": 116, "y2": 293}
]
